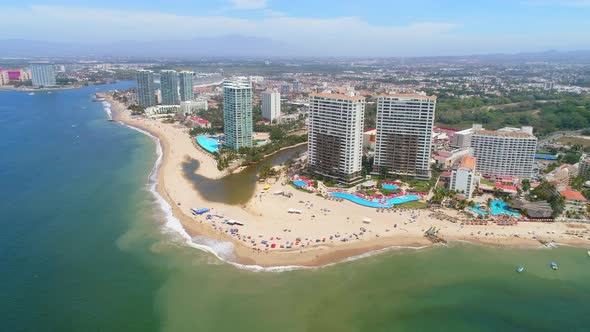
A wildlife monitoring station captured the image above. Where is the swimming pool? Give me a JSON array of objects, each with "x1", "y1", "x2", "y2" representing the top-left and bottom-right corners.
[
  {"x1": 196, "y1": 135, "x2": 221, "y2": 153},
  {"x1": 293, "y1": 180, "x2": 308, "y2": 187},
  {"x1": 382, "y1": 184, "x2": 399, "y2": 190},
  {"x1": 469, "y1": 200, "x2": 520, "y2": 216},
  {"x1": 331, "y1": 192, "x2": 419, "y2": 208}
]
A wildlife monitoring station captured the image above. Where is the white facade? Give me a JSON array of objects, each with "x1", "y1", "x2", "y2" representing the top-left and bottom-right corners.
[
  {"x1": 261, "y1": 92, "x2": 280, "y2": 123},
  {"x1": 471, "y1": 126, "x2": 537, "y2": 179},
  {"x1": 180, "y1": 98, "x2": 208, "y2": 115},
  {"x1": 308, "y1": 93, "x2": 365, "y2": 183},
  {"x1": 451, "y1": 124, "x2": 482, "y2": 149},
  {"x1": 450, "y1": 156, "x2": 478, "y2": 199},
  {"x1": 373, "y1": 94, "x2": 436, "y2": 179}
]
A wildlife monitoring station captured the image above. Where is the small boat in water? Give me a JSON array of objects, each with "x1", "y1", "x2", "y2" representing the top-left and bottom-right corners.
[
  {"x1": 587, "y1": 250, "x2": 590, "y2": 257},
  {"x1": 551, "y1": 262, "x2": 558, "y2": 270},
  {"x1": 517, "y1": 266, "x2": 524, "y2": 273}
]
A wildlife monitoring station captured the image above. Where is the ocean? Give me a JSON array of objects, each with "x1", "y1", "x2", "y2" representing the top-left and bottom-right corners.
[{"x1": 1, "y1": 82, "x2": 590, "y2": 332}]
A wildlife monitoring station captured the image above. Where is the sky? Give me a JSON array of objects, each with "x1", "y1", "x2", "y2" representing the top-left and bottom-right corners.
[{"x1": 1, "y1": 0, "x2": 590, "y2": 56}]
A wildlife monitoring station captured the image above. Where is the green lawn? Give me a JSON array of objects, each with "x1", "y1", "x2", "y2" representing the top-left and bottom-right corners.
[{"x1": 398, "y1": 201, "x2": 428, "y2": 209}]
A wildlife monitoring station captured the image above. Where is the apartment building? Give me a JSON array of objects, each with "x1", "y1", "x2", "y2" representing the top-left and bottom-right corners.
[
  {"x1": 450, "y1": 156, "x2": 479, "y2": 199},
  {"x1": 223, "y1": 78, "x2": 253, "y2": 150},
  {"x1": 261, "y1": 91, "x2": 280, "y2": 123},
  {"x1": 160, "y1": 70, "x2": 179, "y2": 105},
  {"x1": 470, "y1": 126, "x2": 537, "y2": 179},
  {"x1": 179, "y1": 71, "x2": 194, "y2": 102},
  {"x1": 308, "y1": 93, "x2": 365, "y2": 184},
  {"x1": 373, "y1": 94, "x2": 436, "y2": 179},
  {"x1": 136, "y1": 70, "x2": 156, "y2": 107}
]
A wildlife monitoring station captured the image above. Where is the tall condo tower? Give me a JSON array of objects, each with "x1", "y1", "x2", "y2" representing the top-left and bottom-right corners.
[
  {"x1": 373, "y1": 94, "x2": 436, "y2": 179},
  {"x1": 179, "y1": 71, "x2": 194, "y2": 102},
  {"x1": 160, "y1": 70, "x2": 179, "y2": 105},
  {"x1": 223, "y1": 78, "x2": 253, "y2": 150},
  {"x1": 30, "y1": 63, "x2": 56, "y2": 87},
  {"x1": 308, "y1": 93, "x2": 365, "y2": 184},
  {"x1": 136, "y1": 70, "x2": 156, "y2": 107},
  {"x1": 261, "y1": 91, "x2": 281, "y2": 123}
]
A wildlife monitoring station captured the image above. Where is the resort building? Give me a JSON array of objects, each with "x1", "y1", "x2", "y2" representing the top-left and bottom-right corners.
[
  {"x1": 160, "y1": 70, "x2": 179, "y2": 105},
  {"x1": 0, "y1": 70, "x2": 8, "y2": 86},
  {"x1": 373, "y1": 94, "x2": 436, "y2": 179},
  {"x1": 450, "y1": 156, "x2": 479, "y2": 199},
  {"x1": 136, "y1": 70, "x2": 156, "y2": 107},
  {"x1": 579, "y1": 156, "x2": 590, "y2": 180},
  {"x1": 223, "y1": 78, "x2": 253, "y2": 150},
  {"x1": 307, "y1": 93, "x2": 365, "y2": 184},
  {"x1": 558, "y1": 189, "x2": 587, "y2": 215},
  {"x1": 434, "y1": 147, "x2": 472, "y2": 169},
  {"x1": 261, "y1": 91, "x2": 280, "y2": 123},
  {"x1": 450, "y1": 124, "x2": 482, "y2": 149},
  {"x1": 180, "y1": 98, "x2": 208, "y2": 115},
  {"x1": 470, "y1": 126, "x2": 537, "y2": 179},
  {"x1": 30, "y1": 63, "x2": 56, "y2": 87},
  {"x1": 179, "y1": 71, "x2": 194, "y2": 102}
]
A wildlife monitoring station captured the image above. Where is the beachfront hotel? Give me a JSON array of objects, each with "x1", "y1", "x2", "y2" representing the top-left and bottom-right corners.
[
  {"x1": 223, "y1": 78, "x2": 253, "y2": 150},
  {"x1": 308, "y1": 93, "x2": 365, "y2": 184},
  {"x1": 160, "y1": 70, "x2": 179, "y2": 105},
  {"x1": 261, "y1": 91, "x2": 280, "y2": 123},
  {"x1": 373, "y1": 94, "x2": 436, "y2": 179},
  {"x1": 30, "y1": 63, "x2": 56, "y2": 87},
  {"x1": 136, "y1": 70, "x2": 156, "y2": 107},
  {"x1": 470, "y1": 126, "x2": 537, "y2": 179},
  {"x1": 179, "y1": 71, "x2": 194, "y2": 102},
  {"x1": 450, "y1": 156, "x2": 479, "y2": 199}
]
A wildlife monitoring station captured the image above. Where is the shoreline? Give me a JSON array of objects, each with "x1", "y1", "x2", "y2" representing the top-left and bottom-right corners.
[{"x1": 100, "y1": 92, "x2": 590, "y2": 268}]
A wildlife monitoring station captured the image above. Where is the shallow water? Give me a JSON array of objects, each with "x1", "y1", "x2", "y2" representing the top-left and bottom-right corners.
[{"x1": 1, "y1": 83, "x2": 590, "y2": 331}]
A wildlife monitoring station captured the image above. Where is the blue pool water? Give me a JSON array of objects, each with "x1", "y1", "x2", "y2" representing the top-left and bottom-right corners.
[
  {"x1": 196, "y1": 135, "x2": 221, "y2": 153},
  {"x1": 293, "y1": 180, "x2": 308, "y2": 187},
  {"x1": 382, "y1": 184, "x2": 399, "y2": 190},
  {"x1": 331, "y1": 192, "x2": 419, "y2": 208},
  {"x1": 469, "y1": 200, "x2": 520, "y2": 216}
]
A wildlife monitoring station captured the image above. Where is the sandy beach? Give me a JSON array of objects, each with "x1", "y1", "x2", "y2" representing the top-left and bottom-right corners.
[{"x1": 101, "y1": 93, "x2": 590, "y2": 267}]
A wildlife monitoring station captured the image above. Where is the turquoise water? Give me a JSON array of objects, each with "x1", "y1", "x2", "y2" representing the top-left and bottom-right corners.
[
  {"x1": 331, "y1": 192, "x2": 420, "y2": 208},
  {"x1": 381, "y1": 183, "x2": 399, "y2": 190},
  {"x1": 293, "y1": 179, "x2": 308, "y2": 187},
  {"x1": 470, "y1": 200, "x2": 521, "y2": 216},
  {"x1": 2, "y1": 83, "x2": 590, "y2": 331},
  {"x1": 196, "y1": 135, "x2": 220, "y2": 153}
]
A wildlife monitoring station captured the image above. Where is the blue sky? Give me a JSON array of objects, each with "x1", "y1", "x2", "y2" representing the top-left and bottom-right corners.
[{"x1": 2, "y1": 0, "x2": 590, "y2": 56}]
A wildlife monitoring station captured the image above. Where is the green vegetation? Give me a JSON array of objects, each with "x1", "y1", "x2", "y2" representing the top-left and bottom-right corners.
[
  {"x1": 399, "y1": 201, "x2": 428, "y2": 209},
  {"x1": 127, "y1": 104, "x2": 146, "y2": 116},
  {"x1": 258, "y1": 163, "x2": 279, "y2": 179},
  {"x1": 432, "y1": 93, "x2": 590, "y2": 136},
  {"x1": 530, "y1": 180, "x2": 565, "y2": 217}
]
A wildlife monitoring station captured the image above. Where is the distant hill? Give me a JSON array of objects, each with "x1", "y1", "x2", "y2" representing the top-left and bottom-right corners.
[{"x1": 0, "y1": 35, "x2": 291, "y2": 58}]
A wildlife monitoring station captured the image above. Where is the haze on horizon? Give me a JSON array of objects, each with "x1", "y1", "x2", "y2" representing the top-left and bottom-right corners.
[{"x1": 2, "y1": 0, "x2": 590, "y2": 57}]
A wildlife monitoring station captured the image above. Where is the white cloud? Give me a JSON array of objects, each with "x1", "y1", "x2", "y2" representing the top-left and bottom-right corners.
[
  {"x1": 0, "y1": 5, "x2": 588, "y2": 56},
  {"x1": 229, "y1": 0, "x2": 268, "y2": 9}
]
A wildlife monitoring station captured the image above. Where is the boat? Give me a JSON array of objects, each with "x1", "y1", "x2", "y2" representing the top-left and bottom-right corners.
[
  {"x1": 587, "y1": 250, "x2": 590, "y2": 257},
  {"x1": 28, "y1": 92, "x2": 35, "y2": 96},
  {"x1": 263, "y1": 184, "x2": 270, "y2": 190},
  {"x1": 550, "y1": 262, "x2": 558, "y2": 270},
  {"x1": 191, "y1": 207, "x2": 210, "y2": 215},
  {"x1": 517, "y1": 266, "x2": 524, "y2": 273}
]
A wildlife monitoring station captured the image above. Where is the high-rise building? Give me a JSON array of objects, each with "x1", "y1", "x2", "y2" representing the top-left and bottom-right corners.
[
  {"x1": 471, "y1": 126, "x2": 537, "y2": 179},
  {"x1": 373, "y1": 94, "x2": 436, "y2": 179},
  {"x1": 179, "y1": 71, "x2": 194, "y2": 102},
  {"x1": 160, "y1": 70, "x2": 179, "y2": 105},
  {"x1": 136, "y1": 70, "x2": 156, "y2": 107},
  {"x1": 450, "y1": 124, "x2": 483, "y2": 149},
  {"x1": 223, "y1": 78, "x2": 253, "y2": 150},
  {"x1": 292, "y1": 80, "x2": 300, "y2": 93},
  {"x1": 30, "y1": 63, "x2": 56, "y2": 87},
  {"x1": 579, "y1": 156, "x2": 590, "y2": 180},
  {"x1": 281, "y1": 84, "x2": 290, "y2": 96},
  {"x1": 450, "y1": 156, "x2": 479, "y2": 199},
  {"x1": 261, "y1": 92, "x2": 280, "y2": 123},
  {"x1": 308, "y1": 93, "x2": 365, "y2": 184}
]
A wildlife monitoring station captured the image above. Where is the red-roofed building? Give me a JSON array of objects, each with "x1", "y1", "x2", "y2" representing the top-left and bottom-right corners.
[
  {"x1": 363, "y1": 128, "x2": 376, "y2": 150},
  {"x1": 186, "y1": 116, "x2": 211, "y2": 129},
  {"x1": 559, "y1": 189, "x2": 587, "y2": 214}
]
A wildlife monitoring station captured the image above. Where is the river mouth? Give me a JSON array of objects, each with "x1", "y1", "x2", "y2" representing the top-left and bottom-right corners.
[{"x1": 182, "y1": 144, "x2": 307, "y2": 205}]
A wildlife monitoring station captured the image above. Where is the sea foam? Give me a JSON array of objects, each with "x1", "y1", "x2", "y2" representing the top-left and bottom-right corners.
[
  {"x1": 120, "y1": 121, "x2": 430, "y2": 272},
  {"x1": 101, "y1": 101, "x2": 112, "y2": 120}
]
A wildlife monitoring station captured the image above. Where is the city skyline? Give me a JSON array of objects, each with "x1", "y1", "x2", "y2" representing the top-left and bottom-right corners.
[{"x1": 2, "y1": 1, "x2": 590, "y2": 56}]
